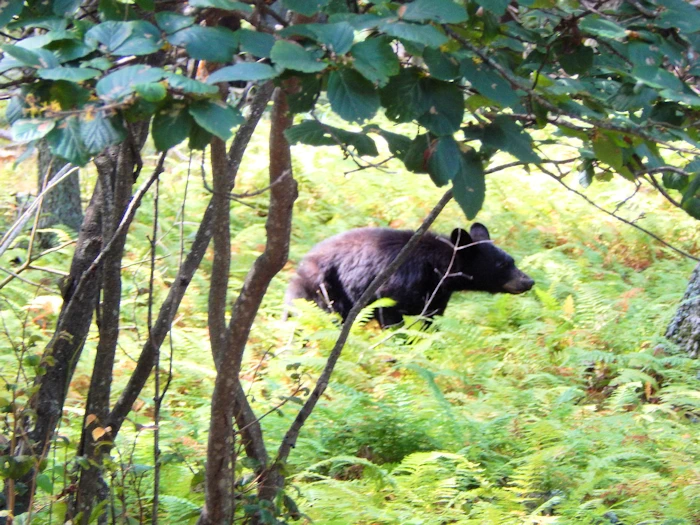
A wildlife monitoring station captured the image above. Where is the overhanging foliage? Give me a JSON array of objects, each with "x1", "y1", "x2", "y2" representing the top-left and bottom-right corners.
[{"x1": 2, "y1": 0, "x2": 700, "y2": 219}]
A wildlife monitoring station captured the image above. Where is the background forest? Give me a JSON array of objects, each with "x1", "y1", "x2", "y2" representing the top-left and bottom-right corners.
[
  {"x1": 1, "y1": 125, "x2": 699, "y2": 523},
  {"x1": 2, "y1": 0, "x2": 700, "y2": 523}
]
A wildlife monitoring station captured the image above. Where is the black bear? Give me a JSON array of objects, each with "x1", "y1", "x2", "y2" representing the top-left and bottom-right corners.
[{"x1": 284, "y1": 223, "x2": 534, "y2": 327}]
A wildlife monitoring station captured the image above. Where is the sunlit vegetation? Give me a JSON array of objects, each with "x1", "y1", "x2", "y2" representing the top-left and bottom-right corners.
[{"x1": 1, "y1": 124, "x2": 698, "y2": 523}]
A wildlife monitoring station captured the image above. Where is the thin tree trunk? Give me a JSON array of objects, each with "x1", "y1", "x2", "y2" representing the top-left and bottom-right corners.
[
  {"x1": 198, "y1": 84, "x2": 297, "y2": 525},
  {"x1": 5, "y1": 175, "x2": 104, "y2": 520},
  {"x1": 106, "y1": 82, "x2": 275, "y2": 436},
  {"x1": 37, "y1": 140, "x2": 83, "y2": 244},
  {"x1": 72, "y1": 140, "x2": 160, "y2": 524},
  {"x1": 666, "y1": 262, "x2": 700, "y2": 357}
]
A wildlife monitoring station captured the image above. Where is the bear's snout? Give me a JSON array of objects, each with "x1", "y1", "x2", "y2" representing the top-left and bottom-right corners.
[{"x1": 502, "y1": 269, "x2": 535, "y2": 294}]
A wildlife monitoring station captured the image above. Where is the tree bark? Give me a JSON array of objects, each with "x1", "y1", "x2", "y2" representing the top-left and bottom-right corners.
[
  {"x1": 666, "y1": 262, "x2": 700, "y2": 358},
  {"x1": 37, "y1": 140, "x2": 83, "y2": 234},
  {"x1": 3, "y1": 123, "x2": 149, "y2": 523},
  {"x1": 106, "y1": 82, "x2": 275, "y2": 437},
  {"x1": 198, "y1": 84, "x2": 297, "y2": 525},
  {"x1": 5, "y1": 171, "x2": 104, "y2": 521},
  {"x1": 72, "y1": 138, "x2": 158, "y2": 524}
]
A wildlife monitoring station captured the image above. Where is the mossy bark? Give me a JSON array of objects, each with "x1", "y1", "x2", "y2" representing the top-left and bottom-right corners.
[{"x1": 666, "y1": 263, "x2": 700, "y2": 358}]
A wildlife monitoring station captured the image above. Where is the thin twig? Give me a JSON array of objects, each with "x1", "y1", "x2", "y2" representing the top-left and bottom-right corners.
[
  {"x1": 0, "y1": 164, "x2": 79, "y2": 257},
  {"x1": 539, "y1": 164, "x2": 699, "y2": 261}
]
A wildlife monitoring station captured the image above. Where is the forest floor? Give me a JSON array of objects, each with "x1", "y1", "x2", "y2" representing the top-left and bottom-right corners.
[{"x1": 1, "y1": 124, "x2": 699, "y2": 524}]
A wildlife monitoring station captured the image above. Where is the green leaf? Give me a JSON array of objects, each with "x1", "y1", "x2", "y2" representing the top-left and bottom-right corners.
[
  {"x1": 135, "y1": 0, "x2": 155, "y2": 10},
  {"x1": 473, "y1": 0, "x2": 509, "y2": 16},
  {"x1": 608, "y1": 83, "x2": 658, "y2": 111},
  {"x1": 309, "y1": 22, "x2": 355, "y2": 55},
  {"x1": 239, "y1": 29, "x2": 276, "y2": 58},
  {"x1": 452, "y1": 151, "x2": 485, "y2": 220},
  {"x1": 460, "y1": 59, "x2": 522, "y2": 110},
  {"x1": 206, "y1": 63, "x2": 278, "y2": 83},
  {"x1": 682, "y1": 197, "x2": 700, "y2": 219},
  {"x1": 188, "y1": 100, "x2": 244, "y2": 141},
  {"x1": 627, "y1": 42, "x2": 663, "y2": 68},
  {"x1": 49, "y1": 40, "x2": 95, "y2": 63},
  {"x1": 152, "y1": 105, "x2": 193, "y2": 151},
  {"x1": 167, "y1": 26, "x2": 239, "y2": 62},
  {"x1": 579, "y1": 16, "x2": 627, "y2": 40},
  {"x1": 0, "y1": 1, "x2": 24, "y2": 28},
  {"x1": 164, "y1": 72, "x2": 219, "y2": 95},
  {"x1": 47, "y1": 116, "x2": 89, "y2": 165},
  {"x1": 681, "y1": 174, "x2": 700, "y2": 206},
  {"x1": 287, "y1": 73, "x2": 322, "y2": 114},
  {"x1": 466, "y1": 116, "x2": 540, "y2": 163},
  {"x1": 82, "y1": 57, "x2": 113, "y2": 71},
  {"x1": 283, "y1": 0, "x2": 330, "y2": 16},
  {"x1": 285, "y1": 120, "x2": 379, "y2": 156},
  {"x1": 37, "y1": 67, "x2": 101, "y2": 82},
  {"x1": 418, "y1": 79, "x2": 464, "y2": 136},
  {"x1": 189, "y1": 124, "x2": 213, "y2": 150},
  {"x1": 134, "y1": 82, "x2": 167, "y2": 102},
  {"x1": 85, "y1": 21, "x2": 132, "y2": 52},
  {"x1": 1, "y1": 44, "x2": 59, "y2": 68},
  {"x1": 98, "y1": 0, "x2": 131, "y2": 20},
  {"x1": 80, "y1": 113, "x2": 126, "y2": 154},
  {"x1": 380, "y1": 67, "x2": 430, "y2": 123},
  {"x1": 378, "y1": 20, "x2": 448, "y2": 48},
  {"x1": 578, "y1": 159, "x2": 594, "y2": 188},
  {"x1": 36, "y1": 473, "x2": 53, "y2": 494},
  {"x1": 558, "y1": 46, "x2": 594, "y2": 76},
  {"x1": 111, "y1": 21, "x2": 162, "y2": 56},
  {"x1": 632, "y1": 65, "x2": 685, "y2": 92},
  {"x1": 592, "y1": 133, "x2": 623, "y2": 171},
  {"x1": 53, "y1": 0, "x2": 82, "y2": 17},
  {"x1": 657, "y1": 0, "x2": 700, "y2": 34},
  {"x1": 270, "y1": 40, "x2": 327, "y2": 73},
  {"x1": 188, "y1": 0, "x2": 254, "y2": 12},
  {"x1": 662, "y1": 171, "x2": 687, "y2": 192},
  {"x1": 402, "y1": 132, "x2": 432, "y2": 173},
  {"x1": 6, "y1": 95, "x2": 25, "y2": 124},
  {"x1": 127, "y1": 98, "x2": 159, "y2": 123},
  {"x1": 11, "y1": 119, "x2": 56, "y2": 143},
  {"x1": 401, "y1": 0, "x2": 468, "y2": 24},
  {"x1": 647, "y1": 101, "x2": 685, "y2": 126},
  {"x1": 50, "y1": 80, "x2": 90, "y2": 109},
  {"x1": 427, "y1": 135, "x2": 461, "y2": 187},
  {"x1": 327, "y1": 69, "x2": 380, "y2": 123},
  {"x1": 364, "y1": 126, "x2": 412, "y2": 158},
  {"x1": 1, "y1": 456, "x2": 35, "y2": 480},
  {"x1": 423, "y1": 47, "x2": 459, "y2": 81},
  {"x1": 155, "y1": 12, "x2": 194, "y2": 34},
  {"x1": 350, "y1": 37, "x2": 399, "y2": 88},
  {"x1": 96, "y1": 65, "x2": 165, "y2": 101}
]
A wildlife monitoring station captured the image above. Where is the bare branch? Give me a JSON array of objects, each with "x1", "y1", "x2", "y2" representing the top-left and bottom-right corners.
[
  {"x1": 0, "y1": 164, "x2": 79, "y2": 260},
  {"x1": 539, "y1": 164, "x2": 699, "y2": 261}
]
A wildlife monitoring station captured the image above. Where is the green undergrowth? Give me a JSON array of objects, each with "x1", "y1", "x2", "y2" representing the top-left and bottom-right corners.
[{"x1": 1, "y1": 124, "x2": 699, "y2": 524}]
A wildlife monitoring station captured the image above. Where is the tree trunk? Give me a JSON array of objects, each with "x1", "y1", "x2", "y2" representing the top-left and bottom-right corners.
[
  {"x1": 198, "y1": 83, "x2": 297, "y2": 525},
  {"x1": 2, "y1": 123, "x2": 149, "y2": 523},
  {"x1": 37, "y1": 140, "x2": 83, "y2": 241},
  {"x1": 666, "y1": 262, "x2": 700, "y2": 358},
  {"x1": 72, "y1": 133, "x2": 150, "y2": 524}
]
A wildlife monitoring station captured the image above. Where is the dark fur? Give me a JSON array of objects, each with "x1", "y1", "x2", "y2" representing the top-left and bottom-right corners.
[{"x1": 284, "y1": 223, "x2": 534, "y2": 327}]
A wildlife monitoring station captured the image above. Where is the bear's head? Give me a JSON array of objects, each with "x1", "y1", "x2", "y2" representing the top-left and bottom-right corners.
[{"x1": 450, "y1": 223, "x2": 534, "y2": 295}]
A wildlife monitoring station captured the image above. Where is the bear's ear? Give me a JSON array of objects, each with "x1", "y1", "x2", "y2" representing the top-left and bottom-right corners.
[
  {"x1": 450, "y1": 228, "x2": 473, "y2": 247},
  {"x1": 469, "y1": 223, "x2": 490, "y2": 241}
]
